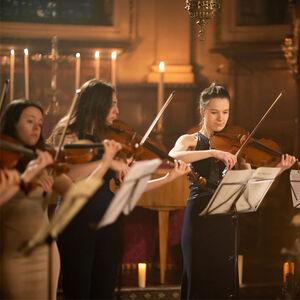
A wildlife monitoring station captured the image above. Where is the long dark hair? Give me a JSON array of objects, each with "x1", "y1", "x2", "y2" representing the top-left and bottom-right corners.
[
  {"x1": 48, "y1": 79, "x2": 114, "y2": 144},
  {"x1": 0, "y1": 99, "x2": 44, "y2": 148}
]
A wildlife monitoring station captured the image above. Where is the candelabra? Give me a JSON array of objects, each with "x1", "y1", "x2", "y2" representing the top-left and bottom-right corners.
[{"x1": 185, "y1": 0, "x2": 221, "y2": 40}]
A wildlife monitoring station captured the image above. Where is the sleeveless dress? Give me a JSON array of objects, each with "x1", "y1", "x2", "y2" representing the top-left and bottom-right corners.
[
  {"x1": 0, "y1": 188, "x2": 60, "y2": 299},
  {"x1": 181, "y1": 132, "x2": 238, "y2": 299},
  {"x1": 57, "y1": 134, "x2": 120, "y2": 300}
]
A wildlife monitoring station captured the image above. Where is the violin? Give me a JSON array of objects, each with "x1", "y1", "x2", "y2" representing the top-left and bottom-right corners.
[
  {"x1": 106, "y1": 120, "x2": 207, "y2": 188},
  {"x1": 210, "y1": 125, "x2": 299, "y2": 170},
  {"x1": 0, "y1": 135, "x2": 106, "y2": 173}
]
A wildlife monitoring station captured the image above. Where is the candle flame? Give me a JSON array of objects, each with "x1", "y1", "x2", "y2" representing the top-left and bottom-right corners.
[
  {"x1": 10, "y1": 49, "x2": 15, "y2": 55},
  {"x1": 24, "y1": 48, "x2": 28, "y2": 55},
  {"x1": 76, "y1": 52, "x2": 80, "y2": 58},
  {"x1": 111, "y1": 51, "x2": 117, "y2": 60},
  {"x1": 95, "y1": 51, "x2": 100, "y2": 58},
  {"x1": 159, "y1": 61, "x2": 165, "y2": 72}
]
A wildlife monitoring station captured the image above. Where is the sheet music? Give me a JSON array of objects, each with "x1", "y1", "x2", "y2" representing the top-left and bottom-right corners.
[
  {"x1": 200, "y1": 167, "x2": 280, "y2": 216},
  {"x1": 97, "y1": 159, "x2": 162, "y2": 229},
  {"x1": 290, "y1": 170, "x2": 300, "y2": 208},
  {"x1": 236, "y1": 167, "x2": 280, "y2": 212}
]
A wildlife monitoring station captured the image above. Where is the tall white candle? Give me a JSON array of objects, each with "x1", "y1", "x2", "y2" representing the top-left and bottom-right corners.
[
  {"x1": 138, "y1": 263, "x2": 146, "y2": 288},
  {"x1": 95, "y1": 51, "x2": 100, "y2": 80},
  {"x1": 10, "y1": 49, "x2": 15, "y2": 102},
  {"x1": 111, "y1": 51, "x2": 117, "y2": 88},
  {"x1": 24, "y1": 48, "x2": 29, "y2": 100},
  {"x1": 75, "y1": 52, "x2": 81, "y2": 90},
  {"x1": 157, "y1": 61, "x2": 165, "y2": 132}
]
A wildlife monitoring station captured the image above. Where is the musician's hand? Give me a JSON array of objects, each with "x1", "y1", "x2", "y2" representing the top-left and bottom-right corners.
[
  {"x1": 0, "y1": 169, "x2": 21, "y2": 206},
  {"x1": 0, "y1": 168, "x2": 20, "y2": 186},
  {"x1": 166, "y1": 160, "x2": 190, "y2": 182},
  {"x1": 110, "y1": 160, "x2": 130, "y2": 183},
  {"x1": 36, "y1": 173, "x2": 54, "y2": 193},
  {"x1": 276, "y1": 154, "x2": 297, "y2": 171},
  {"x1": 212, "y1": 150, "x2": 237, "y2": 170},
  {"x1": 102, "y1": 139, "x2": 122, "y2": 162},
  {"x1": 21, "y1": 150, "x2": 53, "y2": 183}
]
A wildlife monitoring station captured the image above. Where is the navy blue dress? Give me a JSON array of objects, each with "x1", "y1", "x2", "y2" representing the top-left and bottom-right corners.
[
  {"x1": 181, "y1": 132, "x2": 238, "y2": 299},
  {"x1": 57, "y1": 135, "x2": 120, "y2": 300}
]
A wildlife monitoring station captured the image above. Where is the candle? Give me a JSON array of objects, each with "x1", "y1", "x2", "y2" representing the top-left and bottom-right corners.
[
  {"x1": 95, "y1": 51, "x2": 100, "y2": 80},
  {"x1": 75, "y1": 52, "x2": 81, "y2": 90},
  {"x1": 111, "y1": 51, "x2": 117, "y2": 88},
  {"x1": 157, "y1": 61, "x2": 165, "y2": 132},
  {"x1": 238, "y1": 254, "x2": 243, "y2": 286},
  {"x1": 138, "y1": 263, "x2": 146, "y2": 288},
  {"x1": 283, "y1": 262, "x2": 289, "y2": 283},
  {"x1": 283, "y1": 262, "x2": 295, "y2": 283},
  {"x1": 24, "y1": 48, "x2": 29, "y2": 100},
  {"x1": 10, "y1": 49, "x2": 15, "y2": 102},
  {"x1": 291, "y1": 262, "x2": 295, "y2": 274}
]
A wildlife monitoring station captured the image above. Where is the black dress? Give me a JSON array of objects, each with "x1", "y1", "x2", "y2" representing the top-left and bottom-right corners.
[
  {"x1": 57, "y1": 135, "x2": 120, "y2": 300},
  {"x1": 181, "y1": 132, "x2": 238, "y2": 299}
]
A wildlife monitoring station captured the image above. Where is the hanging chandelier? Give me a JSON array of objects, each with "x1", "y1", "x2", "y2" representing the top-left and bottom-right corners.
[{"x1": 185, "y1": 0, "x2": 221, "y2": 40}]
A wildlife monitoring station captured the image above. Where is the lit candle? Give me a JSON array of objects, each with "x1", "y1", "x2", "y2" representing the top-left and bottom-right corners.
[
  {"x1": 10, "y1": 49, "x2": 15, "y2": 102},
  {"x1": 111, "y1": 51, "x2": 117, "y2": 88},
  {"x1": 95, "y1": 51, "x2": 100, "y2": 80},
  {"x1": 157, "y1": 61, "x2": 165, "y2": 132},
  {"x1": 75, "y1": 52, "x2": 81, "y2": 90},
  {"x1": 24, "y1": 48, "x2": 29, "y2": 100},
  {"x1": 291, "y1": 262, "x2": 295, "y2": 274},
  {"x1": 283, "y1": 262, "x2": 289, "y2": 283},
  {"x1": 138, "y1": 263, "x2": 146, "y2": 288}
]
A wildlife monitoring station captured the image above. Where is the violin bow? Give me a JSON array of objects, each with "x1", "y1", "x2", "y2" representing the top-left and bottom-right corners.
[
  {"x1": 235, "y1": 91, "x2": 283, "y2": 158},
  {"x1": 139, "y1": 91, "x2": 175, "y2": 146},
  {"x1": 46, "y1": 89, "x2": 80, "y2": 178},
  {"x1": 54, "y1": 89, "x2": 81, "y2": 162},
  {"x1": 0, "y1": 79, "x2": 10, "y2": 118}
]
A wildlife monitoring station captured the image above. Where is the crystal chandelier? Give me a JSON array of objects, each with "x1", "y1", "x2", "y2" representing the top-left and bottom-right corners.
[{"x1": 185, "y1": 0, "x2": 221, "y2": 40}]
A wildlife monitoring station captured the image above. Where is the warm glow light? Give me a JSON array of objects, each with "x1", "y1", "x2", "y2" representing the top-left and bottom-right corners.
[
  {"x1": 138, "y1": 263, "x2": 146, "y2": 288},
  {"x1": 95, "y1": 51, "x2": 100, "y2": 58},
  {"x1": 24, "y1": 48, "x2": 28, "y2": 55},
  {"x1": 159, "y1": 61, "x2": 165, "y2": 72},
  {"x1": 111, "y1": 51, "x2": 117, "y2": 60},
  {"x1": 76, "y1": 52, "x2": 80, "y2": 58},
  {"x1": 10, "y1": 49, "x2": 15, "y2": 55},
  {"x1": 76, "y1": 89, "x2": 81, "y2": 94}
]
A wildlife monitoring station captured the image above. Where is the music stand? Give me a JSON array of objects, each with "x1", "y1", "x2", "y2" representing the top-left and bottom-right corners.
[
  {"x1": 290, "y1": 170, "x2": 300, "y2": 209},
  {"x1": 199, "y1": 167, "x2": 281, "y2": 297},
  {"x1": 96, "y1": 158, "x2": 162, "y2": 229}
]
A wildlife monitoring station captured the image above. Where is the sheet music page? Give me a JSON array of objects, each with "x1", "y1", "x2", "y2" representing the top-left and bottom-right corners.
[
  {"x1": 290, "y1": 170, "x2": 300, "y2": 208},
  {"x1": 97, "y1": 159, "x2": 162, "y2": 229},
  {"x1": 236, "y1": 167, "x2": 280, "y2": 212},
  {"x1": 200, "y1": 169, "x2": 254, "y2": 216}
]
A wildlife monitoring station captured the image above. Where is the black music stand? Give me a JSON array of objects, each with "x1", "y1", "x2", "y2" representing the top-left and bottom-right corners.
[{"x1": 199, "y1": 167, "x2": 281, "y2": 297}]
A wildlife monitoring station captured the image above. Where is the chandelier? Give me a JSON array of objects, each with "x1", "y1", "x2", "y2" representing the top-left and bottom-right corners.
[{"x1": 185, "y1": 0, "x2": 221, "y2": 40}]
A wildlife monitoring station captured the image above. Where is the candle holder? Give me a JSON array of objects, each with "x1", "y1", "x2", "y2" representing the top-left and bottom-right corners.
[{"x1": 185, "y1": 0, "x2": 221, "y2": 40}]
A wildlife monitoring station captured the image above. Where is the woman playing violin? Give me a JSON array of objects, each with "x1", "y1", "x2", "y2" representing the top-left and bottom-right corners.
[
  {"x1": 48, "y1": 79, "x2": 190, "y2": 300},
  {"x1": 169, "y1": 83, "x2": 296, "y2": 299},
  {"x1": 0, "y1": 99, "x2": 61, "y2": 299}
]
